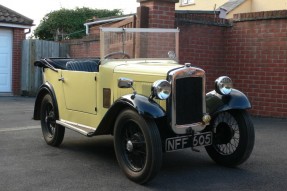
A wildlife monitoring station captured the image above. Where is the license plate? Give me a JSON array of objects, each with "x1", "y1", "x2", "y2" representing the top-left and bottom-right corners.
[{"x1": 165, "y1": 132, "x2": 212, "y2": 152}]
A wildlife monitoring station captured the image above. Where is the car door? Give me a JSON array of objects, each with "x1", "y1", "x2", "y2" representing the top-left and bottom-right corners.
[{"x1": 61, "y1": 70, "x2": 97, "y2": 115}]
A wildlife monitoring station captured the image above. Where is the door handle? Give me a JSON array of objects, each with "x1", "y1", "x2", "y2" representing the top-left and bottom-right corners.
[{"x1": 58, "y1": 77, "x2": 65, "y2": 82}]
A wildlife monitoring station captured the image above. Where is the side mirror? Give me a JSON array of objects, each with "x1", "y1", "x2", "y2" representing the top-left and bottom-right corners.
[{"x1": 118, "y1": 78, "x2": 133, "y2": 88}]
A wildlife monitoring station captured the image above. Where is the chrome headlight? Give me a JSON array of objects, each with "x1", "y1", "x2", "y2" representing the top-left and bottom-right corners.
[
  {"x1": 215, "y1": 76, "x2": 233, "y2": 95},
  {"x1": 152, "y1": 80, "x2": 171, "y2": 100}
]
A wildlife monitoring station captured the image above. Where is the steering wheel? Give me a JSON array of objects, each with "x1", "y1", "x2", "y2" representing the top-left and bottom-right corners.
[{"x1": 104, "y1": 52, "x2": 131, "y2": 59}]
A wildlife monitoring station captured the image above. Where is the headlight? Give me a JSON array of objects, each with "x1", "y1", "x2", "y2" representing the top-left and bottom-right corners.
[
  {"x1": 215, "y1": 76, "x2": 233, "y2": 95},
  {"x1": 152, "y1": 80, "x2": 171, "y2": 100}
]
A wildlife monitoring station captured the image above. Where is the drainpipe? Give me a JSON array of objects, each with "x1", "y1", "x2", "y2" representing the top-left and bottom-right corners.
[
  {"x1": 84, "y1": 23, "x2": 89, "y2": 35},
  {"x1": 24, "y1": 28, "x2": 31, "y2": 35}
]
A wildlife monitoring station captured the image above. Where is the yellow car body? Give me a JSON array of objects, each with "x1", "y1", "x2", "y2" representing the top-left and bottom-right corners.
[{"x1": 41, "y1": 59, "x2": 178, "y2": 131}]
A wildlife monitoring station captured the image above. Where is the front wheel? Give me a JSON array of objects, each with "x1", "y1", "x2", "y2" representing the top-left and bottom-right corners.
[
  {"x1": 40, "y1": 94, "x2": 65, "y2": 147},
  {"x1": 205, "y1": 110, "x2": 255, "y2": 167},
  {"x1": 113, "y1": 109, "x2": 162, "y2": 184}
]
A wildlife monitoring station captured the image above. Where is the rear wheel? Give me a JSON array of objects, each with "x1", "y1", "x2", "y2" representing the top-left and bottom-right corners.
[
  {"x1": 40, "y1": 94, "x2": 65, "y2": 147},
  {"x1": 113, "y1": 109, "x2": 162, "y2": 184},
  {"x1": 205, "y1": 110, "x2": 254, "y2": 166}
]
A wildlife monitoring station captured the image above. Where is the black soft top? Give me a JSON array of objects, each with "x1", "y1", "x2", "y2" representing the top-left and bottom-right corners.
[{"x1": 34, "y1": 57, "x2": 100, "y2": 71}]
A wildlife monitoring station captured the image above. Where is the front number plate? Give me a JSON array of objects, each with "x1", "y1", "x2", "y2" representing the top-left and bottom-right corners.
[{"x1": 165, "y1": 132, "x2": 212, "y2": 152}]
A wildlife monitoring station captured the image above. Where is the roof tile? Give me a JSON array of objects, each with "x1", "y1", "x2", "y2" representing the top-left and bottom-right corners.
[{"x1": 0, "y1": 4, "x2": 33, "y2": 25}]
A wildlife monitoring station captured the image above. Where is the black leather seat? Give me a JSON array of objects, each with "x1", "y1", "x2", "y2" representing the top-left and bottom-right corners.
[{"x1": 66, "y1": 60, "x2": 100, "y2": 72}]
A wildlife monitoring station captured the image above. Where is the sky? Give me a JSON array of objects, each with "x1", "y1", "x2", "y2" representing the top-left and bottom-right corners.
[{"x1": 1, "y1": 0, "x2": 139, "y2": 33}]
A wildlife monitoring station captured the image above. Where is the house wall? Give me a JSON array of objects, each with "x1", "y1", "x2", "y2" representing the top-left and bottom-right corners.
[
  {"x1": 251, "y1": 0, "x2": 287, "y2": 12},
  {"x1": 12, "y1": 28, "x2": 26, "y2": 95},
  {"x1": 176, "y1": 0, "x2": 287, "y2": 19}
]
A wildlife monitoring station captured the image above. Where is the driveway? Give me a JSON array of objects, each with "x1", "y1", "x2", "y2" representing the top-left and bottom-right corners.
[{"x1": 0, "y1": 96, "x2": 286, "y2": 191}]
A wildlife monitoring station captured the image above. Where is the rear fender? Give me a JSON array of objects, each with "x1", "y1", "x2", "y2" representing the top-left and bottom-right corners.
[{"x1": 33, "y1": 82, "x2": 58, "y2": 120}]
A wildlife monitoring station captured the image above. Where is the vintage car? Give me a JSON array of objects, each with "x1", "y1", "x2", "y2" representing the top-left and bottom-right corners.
[{"x1": 33, "y1": 28, "x2": 255, "y2": 184}]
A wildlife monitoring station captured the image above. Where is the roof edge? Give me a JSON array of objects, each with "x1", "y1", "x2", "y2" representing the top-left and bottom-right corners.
[
  {"x1": 0, "y1": 22, "x2": 33, "y2": 29},
  {"x1": 218, "y1": 0, "x2": 246, "y2": 13},
  {"x1": 84, "y1": 14, "x2": 135, "y2": 26}
]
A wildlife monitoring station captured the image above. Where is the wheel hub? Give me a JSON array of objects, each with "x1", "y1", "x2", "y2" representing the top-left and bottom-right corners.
[
  {"x1": 216, "y1": 122, "x2": 235, "y2": 144},
  {"x1": 46, "y1": 111, "x2": 56, "y2": 126},
  {"x1": 126, "y1": 140, "x2": 134, "y2": 152}
]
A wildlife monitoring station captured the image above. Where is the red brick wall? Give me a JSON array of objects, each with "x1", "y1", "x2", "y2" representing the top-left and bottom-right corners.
[
  {"x1": 139, "y1": 0, "x2": 176, "y2": 28},
  {"x1": 178, "y1": 24, "x2": 226, "y2": 91},
  {"x1": 224, "y1": 12, "x2": 287, "y2": 117},
  {"x1": 68, "y1": 36, "x2": 100, "y2": 58},
  {"x1": 12, "y1": 28, "x2": 25, "y2": 95},
  {"x1": 178, "y1": 11, "x2": 287, "y2": 118}
]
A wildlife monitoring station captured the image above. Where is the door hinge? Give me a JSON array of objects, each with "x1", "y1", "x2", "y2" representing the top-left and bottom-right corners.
[
  {"x1": 95, "y1": 76, "x2": 97, "y2": 81},
  {"x1": 95, "y1": 107, "x2": 97, "y2": 112}
]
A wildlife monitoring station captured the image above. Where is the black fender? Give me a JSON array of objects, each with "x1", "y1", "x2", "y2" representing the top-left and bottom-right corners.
[
  {"x1": 92, "y1": 94, "x2": 166, "y2": 136},
  {"x1": 33, "y1": 82, "x2": 59, "y2": 120},
  {"x1": 117, "y1": 94, "x2": 166, "y2": 118},
  {"x1": 206, "y1": 89, "x2": 251, "y2": 116}
]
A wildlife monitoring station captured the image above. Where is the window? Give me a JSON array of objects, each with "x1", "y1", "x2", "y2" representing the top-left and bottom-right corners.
[{"x1": 181, "y1": 0, "x2": 195, "y2": 6}]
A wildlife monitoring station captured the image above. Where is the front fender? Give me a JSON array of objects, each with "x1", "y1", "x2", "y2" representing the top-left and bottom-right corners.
[
  {"x1": 115, "y1": 94, "x2": 166, "y2": 118},
  {"x1": 91, "y1": 94, "x2": 166, "y2": 136},
  {"x1": 206, "y1": 89, "x2": 251, "y2": 116},
  {"x1": 33, "y1": 82, "x2": 58, "y2": 120}
]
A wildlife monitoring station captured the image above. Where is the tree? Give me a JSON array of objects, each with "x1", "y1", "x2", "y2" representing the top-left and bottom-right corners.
[{"x1": 34, "y1": 7, "x2": 122, "y2": 41}]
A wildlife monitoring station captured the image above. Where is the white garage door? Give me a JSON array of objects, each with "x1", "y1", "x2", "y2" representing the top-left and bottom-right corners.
[{"x1": 0, "y1": 29, "x2": 12, "y2": 92}]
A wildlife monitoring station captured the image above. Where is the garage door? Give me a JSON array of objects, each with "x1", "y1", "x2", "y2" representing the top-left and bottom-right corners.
[{"x1": 0, "y1": 29, "x2": 12, "y2": 92}]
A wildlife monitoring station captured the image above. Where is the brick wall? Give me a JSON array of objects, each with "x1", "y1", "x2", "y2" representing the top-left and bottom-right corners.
[
  {"x1": 178, "y1": 23, "x2": 226, "y2": 91},
  {"x1": 177, "y1": 10, "x2": 287, "y2": 118},
  {"x1": 224, "y1": 11, "x2": 287, "y2": 117},
  {"x1": 139, "y1": 0, "x2": 176, "y2": 28},
  {"x1": 67, "y1": 35, "x2": 100, "y2": 58},
  {"x1": 12, "y1": 28, "x2": 25, "y2": 95}
]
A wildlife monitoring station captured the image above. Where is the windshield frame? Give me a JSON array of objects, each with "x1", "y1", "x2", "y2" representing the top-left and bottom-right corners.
[{"x1": 100, "y1": 27, "x2": 180, "y2": 62}]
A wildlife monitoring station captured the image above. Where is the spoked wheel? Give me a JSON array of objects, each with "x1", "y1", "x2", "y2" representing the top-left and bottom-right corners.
[
  {"x1": 205, "y1": 110, "x2": 255, "y2": 166},
  {"x1": 114, "y1": 109, "x2": 162, "y2": 184},
  {"x1": 40, "y1": 94, "x2": 65, "y2": 147},
  {"x1": 124, "y1": 125, "x2": 146, "y2": 172}
]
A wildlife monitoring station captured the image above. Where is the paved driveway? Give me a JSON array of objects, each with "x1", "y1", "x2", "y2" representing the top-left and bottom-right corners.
[{"x1": 0, "y1": 96, "x2": 287, "y2": 191}]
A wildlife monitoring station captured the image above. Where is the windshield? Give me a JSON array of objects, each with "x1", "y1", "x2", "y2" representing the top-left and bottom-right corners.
[{"x1": 100, "y1": 28, "x2": 179, "y2": 60}]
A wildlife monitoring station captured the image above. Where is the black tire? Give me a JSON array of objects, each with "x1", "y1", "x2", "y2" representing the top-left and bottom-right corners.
[
  {"x1": 205, "y1": 110, "x2": 255, "y2": 167},
  {"x1": 113, "y1": 109, "x2": 162, "y2": 184},
  {"x1": 40, "y1": 94, "x2": 65, "y2": 147}
]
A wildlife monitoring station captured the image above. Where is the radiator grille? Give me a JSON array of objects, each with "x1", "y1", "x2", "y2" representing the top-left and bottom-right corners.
[{"x1": 175, "y1": 77, "x2": 203, "y2": 125}]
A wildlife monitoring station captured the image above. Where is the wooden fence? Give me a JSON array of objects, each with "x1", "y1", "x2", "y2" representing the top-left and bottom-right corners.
[{"x1": 21, "y1": 40, "x2": 69, "y2": 96}]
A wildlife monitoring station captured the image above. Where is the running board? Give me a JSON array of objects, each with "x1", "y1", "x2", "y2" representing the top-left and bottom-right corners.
[{"x1": 56, "y1": 120, "x2": 96, "y2": 137}]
